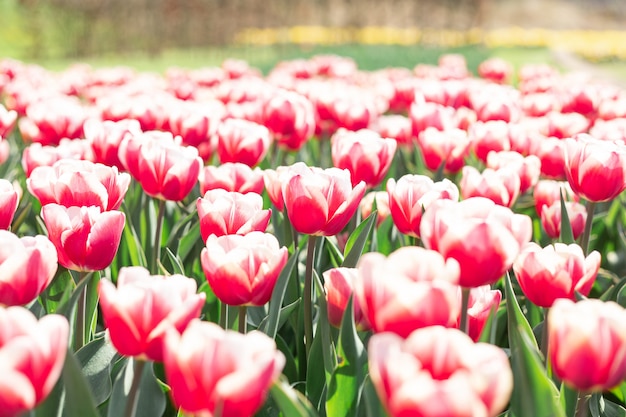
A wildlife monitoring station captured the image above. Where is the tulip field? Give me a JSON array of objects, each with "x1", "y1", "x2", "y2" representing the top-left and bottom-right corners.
[{"x1": 2, "y1": 51, "x2": 626, "y2": 417}]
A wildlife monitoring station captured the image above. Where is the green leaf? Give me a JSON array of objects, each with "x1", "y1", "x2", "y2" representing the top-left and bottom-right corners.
[
  {"x1": 361, "y1": 375, "x2": 388, "y2": 417},
  {"x1": 325, "y1": 297, "x2": 366, "y2": 417},
  {"x1": 263, "y1": 249, "x2": 300, "y2": 339},
  {"x1": 107, "y1": 359, "x2": 166, "y2": 417},
  {"x1": 271, "y1": 377, "x2": 319, "y2": 417},
  {"x1": 342, "y1": 212, "x2": 377, "y2": 268},
  {"x1": 121, "y1": 221, "x2": 148, "y2": 269},
  {"x1": 505, "y1": 273, "x2": 564, "y2": 417},
  {"x1": 164, "y1": 247, "x2": 185, "y2": 275},
  {"x1": 76, "y1": 337, "x2": 118, "y2": 406},
  {"x1": 40, "y1": 269, "x2": 73, "y2": 315},
  {"x1": 324, "y1": 236, "x2": 344, "y2": 268},
  {"x1": 61, "y1": 349, "x2": 100, "y2": 417},
  {"x1": 258, "y1": 299, "x2": 300, "y2": 335},
  {"x1": 177, "y1": 221, "x2": 201, "y2": 263},
  {"x1": 559, "y1": 188, "x2": 575, "y2": 244},
  {"x1": 560, "y1": 383, "x2": 579, "y2": 417},
  {"x1": 590, "y1": 393, "x2": 626, "y2": 417}
]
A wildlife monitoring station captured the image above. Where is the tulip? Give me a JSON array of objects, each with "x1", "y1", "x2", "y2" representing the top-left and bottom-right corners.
[
  {"x1": 0, "y1": 103, "x2": 17, "y2": 138},
  {"x1": 359, "y1": 191, "x2": 390, "y2": 228},
  {"x1": 262, "y1": 89, "x2": 315, "y2": 151},
  {"x1": 564, "y1": 134, "x2": 626, "y2": 202},
  {"x1": 0, "y1": 179, "x2": 18, "y2": 230},
  {"x1": 118, "y1": 130, "x2": 202, "y2": 202},
  {"x1": 368, "y1": 326, "x2": 513, "y2": 417},
  {"x1": 216, "y1": 118, "x2": 271, "y2": 166},
  {"x1": 460, "y1": 166, "x2": 521, "y2": 208},
  {"x1": 541, "y1": 201, "x2": 587, "y2": 241},
  {"x1": 545, "y1": 111, "x2": 590, "y2": 139},
  {"x1": 331, "y1": 128, "x2": 397, "y2": 188},
  {"x1": 84, "y1": 118, "x2": 142, "y2": 169},
  {"x1": 478, "y1": 57, "x2": 513, "y2": 84},
  {"x1": 27, "y1": 159, "x2": 130, "y2": 211},
  {"x1": 329, "y1": 90, "x2": 377, "y2": 132},
  {"x1": 197, "y1": 189, "x2": 271, "y2": 242},
  {"x1": 486, "y1": 150, "x2": 541, "y2": 194},
  {"x1": 533, "y1": 179, "x2": 580, "y2": 217},
  {"x1": 0, "y1": 306, "x2": 68, "y2": 417},
  {"x1": 199, "y1": 162, "x2": 265, "y2": 196},
  {"x1": 281, "y1": 162, "x2": 366, "y2": 236},
  {"x1": 386, "y1": 175, "x2": 459, "y2": 238},
  {"x1": 409, "y1": 100, "x2": 455, "y2": 138},
  {"x1": 41, "y1": 204, "x2": 125, "y2": 272},
  {"x1": 420, "y1": 197, "x2": 532, "y2": 287},
  {"x1": 417, "y1": 127, "x2": 471, "y2": 174},
  {"x1": 513, "y1": 243, "x2": 600, "y2": 308},
  {"x1": 164, "y1": 320, "x2": 285, "y2": 417},
  {"x1": 548, "y1": 299, "x2": 626, "y2": 391},
  {"x1": 533, "y1": 136, "x2": 567, "y2": 180},
  {"x1": 98, "y1": 266, "x2": 206, "y2": 362},
  {"x1": 462, "y1": 286, "x2": 502, "y2": 342},
  {"x1": 201, "y1": 232, "x2": 288, "y2": 306},
  {"x1": 370, "y1": 114, "x2": 413, "y2": 148},
  {"x1": 0, "y1": 231, "x2": 57, "y2": 307},
  {"x1": 263, "y1": 166, "x2": 288, "y2": 211},
  {"x1": 19, "y1": 96, "x2": 86, "y2": 145},
  {"x1": 468, "y1": 120, "x2": 511, "y2": 163},
  {"x1": 323, "y1": 267, "x2": 368, "y2": 330},
  {"x1": 167, "y1": 100, "x2": 223, "y2": 157},
  {"x1": 21, "y1": 139, "x2": 93, "y2": 177},
  {"x1": 355, "y1": 247, "x2": 461, "y2": 337}
]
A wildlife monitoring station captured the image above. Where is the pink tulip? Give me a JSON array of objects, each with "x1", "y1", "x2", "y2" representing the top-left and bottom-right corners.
[
  {"x1": 533, "y1": 180, "x2": 580, "y2": 217},
  {"x1": 460, "y1": 166, "x2": 521, "y2": 208},
  {"x1": 84, "y1": 118, "x2": 142, "y2": 169},
  {"x1": 409, "y1": 100, "x2": 455, "y2": 137},
  {"x1": 41, "y1": 204, "x2": 125, "y2": 272},
  {"x1": 545, "y1": 111, "x2": 590, "y2": 139},
  {"x1": 197, "y1": 189, "x2": 271, "y2": 242},
  {"x1": 19, "y1": 96, "x2": 87, "y2": 145},
  {"x1": 201, "y1": 232, "x2": 288, "y2": 306},
  {"x1": 486, "y1": 150, "x2": 541, "y2": 194},
  {"x1": 0, "y1": 103, "x2": 17, "y2": 138},
  {"x1": 98, "y1": 266, "x2": 205, "y2": 362},
  {"x1": 541, "y1": 201, "x2": 587, "y2": 240},
  {"x1": 217, "y1": 118, "x2": 271, "y2": 166},
  {"x1": 532, "y1": 136, "x2": 567, "y2": 180},
  {"x1": 323, "y1": 267, "x2": 369, "y2": 330},
  {"x1": 0, "y1": 231, "x2": 57, "y2": 306},
  {"x1": 262, "y1": 89, "x2": 315, "y2": 151},
  {"x1": 359, "y1": 191, "x2": 390, "y2": 228},
  {"x1": 462, "y1": 286, "x2": 502, "y2": 342},
  {"x1": 417, "y1": 128, "x2": 471, "y2": 174},
  {"x1": 281, "y1": 162, "x2": 366, "y2": 236},
  {"x1": 370, "y1": 114, "x2": 413, "y2": 148},
  {"x1": 27, "y1": 159, "x2": 130, "y2": 211},
  {"x1": 421, "y1": 197, "x2": 532, "y2": 287},
  {"x1": 369, "y1": 326, "x2": 512, "y2": 417},
  {"x1": 0, "y1": 179, "x2": 18, "y2": 230},
  {"x1": 164, "y1": 320, "x2": 285, "y2": 417},
  {"x1": 21, "y1": 139, "x2": 93, "y2": 177},
  {"x1": 331, "y1": 128, "x2": 397, "y2": 188},
  {"x1": 0, "y1": 306, "x2": 68, "y2": 417},
  {"x1": 355, "y1": 247, "x2": 461, "y2": 337},
  {"x1": 387, "y1": 175, "x2": 459, "y2": 238},
  {"x1": 514, "y1": 243, "x2": 600, "y2": 308},
  {"x1": 199, "y1": 162, "x2": 265, "y2": 196},
  {"x1": 118, "y1": 130, "x2": 202, "y2": 202},
  {"x1": 549, "y1": 299, "x2": 626, "y2": 391},
  {"x1": 468, "y1": 120, "x2": 511, "y2": 163},
  {"x1": 263, "y1": 166, "x2": 288, "y2": 211},
  {"x1": 478, "y1": 58, "x2": 513, "y2": 84}
]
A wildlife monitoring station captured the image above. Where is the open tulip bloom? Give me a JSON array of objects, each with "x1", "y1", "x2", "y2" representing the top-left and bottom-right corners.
[{"x1": 6, "y1": 54, "x2": 626, "y2": 417}]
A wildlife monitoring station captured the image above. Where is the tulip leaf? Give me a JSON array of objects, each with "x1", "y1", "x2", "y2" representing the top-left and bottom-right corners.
[
  {"x1": 324, "y1": 236, "x2": 345, "y2": 268},
  {"x1": 559, "y1": 188, "x2": 575, "y2": 244},
  {"x1": 40, "y1": 269, "x2": 73, "y2": 315},
  {"x1": 326, "y1": 297, "x2": 367, "y2": 417},
  {"x1": 560, "y1": 383, "x2": 579, "y2": 417},
  {"x1": 590, "y1": 393, "x2": 626, "y2": 417},
  {"x1": 107, "y1": 359, "x2": 166, "y2": 417},
  {"x1": 121, "y1": 220, "x2": 148, "y2": 269},
  {"x1": 176, "y1": 220, "x2": 202, "y2": 264},
  {"x1": 164, "y1": 247, "x2": 185, "y2": 275},
  {"x1": 258, "y1": 299, "x2": 300, "y2": 335},
  {"x1": 264, "y1": 249, "x2": 300, "y2": 339},
  {"x1": 505, "y1": 272, "x2": 564, "y2": 417},
  {"x1": 361, "y1": 375, "x2": 388, "y2": 417},
  {"x1": 61, "y1": 349, "x2": 101, "y2": 417},
  {"x1": 342, "y1": 212, "x2": 377, "y2": 268},
  {"x1": 76, "y1": 336, "x2": 118, "y2": 406},
  {"x1": 271, "y1": 377, "x2": 319, "y2": 417}
]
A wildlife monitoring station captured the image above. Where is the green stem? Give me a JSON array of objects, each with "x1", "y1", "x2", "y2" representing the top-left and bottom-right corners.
[
  {"x1": 304, "y1": 235, "x2": 318, "y2": 363},
  {"x1": 574, "y1": 391, "x2": 589, "y2": 417},
  {"x1": 123, "y1": 358, "x2": 147, "y2": 417},
  {"x1": 74, "y1": 271, "x2": 89, "y2": 351},
  {"x1": 459, "y1": 287, "x2": 470, "y2": 335},
  {"x1": 219, "y1": 302, "x2": 227, "y2": 329},
  {"x1": 238, "y1": 305, "x2": 247, "y2": 334},
  {"x1": 580, "y1": 201, "x2": 596, "y2": 256},
  {"x1": 541, "y1": 307, "x2": 550, "y2": 362},
  {"x1": 151, "y1": 199, "x2": 166, "y2": 274}
]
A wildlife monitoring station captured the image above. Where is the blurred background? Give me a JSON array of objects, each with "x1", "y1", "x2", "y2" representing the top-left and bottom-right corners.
[{"x1": 1, "y1": 0, "x2": 626, "y2": 73}]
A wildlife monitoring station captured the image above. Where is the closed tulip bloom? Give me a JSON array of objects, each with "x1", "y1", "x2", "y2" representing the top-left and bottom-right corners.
[
  {"x1": 513, "y1": 243, "x2": 600, "y2": 308},
  {"x1": 0, "y1": 103, "x2": 17, "y2": 138},
  {"x1": 549, "y1": 299, "x2": 626, "y2": 391},
  {"x1": 27, "y1": 159, "x2": 130, "y2": 211},
  {"x1": 369, "y1": 327, "x2": 512, "y2": 417},
  {"x1": 98, "y1": 266, "x2": 206, "y2": 362},
  {"x1": 486, "y1": 150, "x2": 541, "y2": 194},
  {"x1": 564, "y1": 134, "x2": 626, "y2": 202},
  {"x1": 468, "y1": 120, "x2": 511, "y2": 163},
  {"x1": 409, "y1": 100, "x2": 455, "y2": 137},
  {"x1": 216, "y1": 118, "x2": 271, "y2": 167},
  {"x1": 541, "y1": 201, "x2": 587, "y2": 240},
  {"x1": 41, "y1": 204, "x2": 125, "y2": 272},
  {"x1": 0, "y1": 179, "x2": 18, "y2": 230},
  {"x1": 201, "y1": 232, "x2": 288, "y2": 306},
  {"x1": 263, "y1": 166, "x2": 288, "y2": 211},
  {"x1": 118, "y1": 130, "x2": 202, "y2": 202},
  {"x1": 462, "y1": 286, "x2": 502, "y2": 342},
  {"x1": 387, "y1": 175, "x2": 459, "y2": 238},
  {"x1": 281, "y1": 162, "x2": 366, "y2": 236},
  {"x1": 21, "y1": 139, "x2": 93, "y2": 177},
  {"x1": 0, "y1": 231, "x2": 57, "y2": 307},
  {"x1": 323, "y1": 267, "x2": 369, "y2": 330},
  {"x1": 460, "y1": 166, "x2": 521, "y2": 208},
  {"x1": 84, "y1": 118, "x2": 142, "y2": 169},
  {"x1": 262, "y1": 89, "x2": 315, "y2": 151},
  {"x1": 199, "y1": 162, "x2": 265, "y2": 196},
  {"x1": 533, "y1": 180, "x2": 579, "y2": 217},
  {"x1": 0, "y1": 306, "x2": 68, "y2": 417},
  {"x1": 534, "y1": 136, "x2": 567, "y2": 180},
  {"x1": 331, "y1": 128, "x2": 397, "y2": 188},
  {"x1": 164, "y1": 320, "x2": 285, "y2": 417},
  {"x1": 197, "y1": 189, "x2": 271, "y2": 242},
  {"x1": 478, "y1": 57, "x2": 513, "y2": 84},
  {"x1": 355, "y1": 247, "x2": 461, "y2": 337},
  {"x1": 359, "y1": 191, "x2": 390, "y2": 228},
  {"x1": 421, "y1": 197, "x2": 532, "y2": 287},
  {"x1": 417, "y1": 127, "x2": 471, "y2": 174},
  {"x1": 371, "y1": 114, "x2": 413, "y2": 148}
]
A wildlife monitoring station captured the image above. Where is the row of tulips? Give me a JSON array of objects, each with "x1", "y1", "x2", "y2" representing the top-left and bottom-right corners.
[{"x1": 0, "y1": 52, "x2": 626, "y2": 417}]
